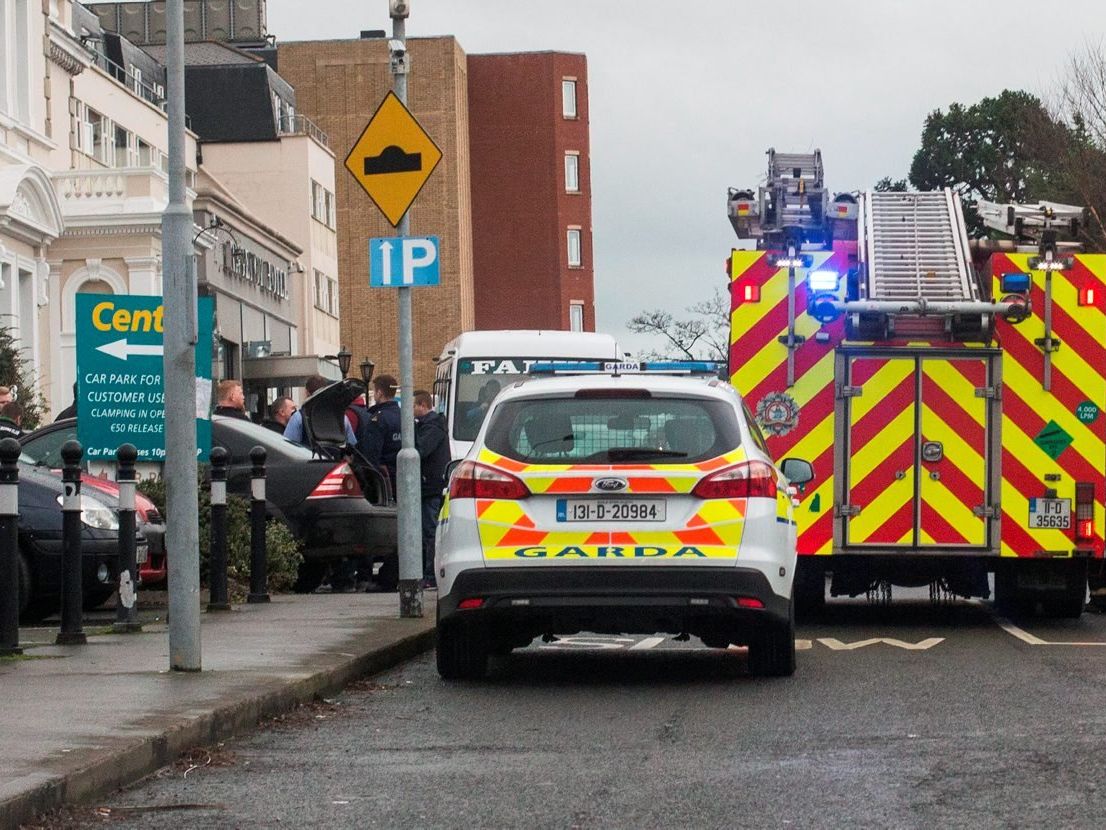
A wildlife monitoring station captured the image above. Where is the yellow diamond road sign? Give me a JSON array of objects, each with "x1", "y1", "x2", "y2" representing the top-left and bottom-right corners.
[{"x1": 344, "y1": 91, "x2": 443, "y2": 227}]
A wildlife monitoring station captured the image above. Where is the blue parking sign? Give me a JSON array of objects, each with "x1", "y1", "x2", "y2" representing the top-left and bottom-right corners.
[{"x1": 369, "y1": 236, "x2": 440, "y2": 287}]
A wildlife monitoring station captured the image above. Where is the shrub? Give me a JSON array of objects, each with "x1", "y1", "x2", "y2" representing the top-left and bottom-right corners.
[
  {"x1": 138, "y1": 470, "x2": 303, "y2": 596},
  {"x1": 0, "y1": 321, "x2": 47, "y2": 429}
]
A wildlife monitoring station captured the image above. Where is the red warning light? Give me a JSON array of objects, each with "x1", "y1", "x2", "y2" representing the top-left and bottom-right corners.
[
  {"x1": 742, "y1": 283, "x2": 761, "y2": 303},
  {"x1": 1079, "y1": 285, "x2": 1097, "y2": 307}
]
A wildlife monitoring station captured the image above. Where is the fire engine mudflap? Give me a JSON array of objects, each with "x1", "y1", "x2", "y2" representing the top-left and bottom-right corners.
[{"x1": 726, "y1": 161, "x2": 1105, "y2": 616}]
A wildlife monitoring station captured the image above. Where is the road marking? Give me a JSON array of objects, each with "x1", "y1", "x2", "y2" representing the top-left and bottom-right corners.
[
  {"x1": 817, "y1": 637, "x2": 944, "y2": 651},
  {"x1": 992, "y1": 615, "x2": 1106, "y2": 647},
  {"x1": 629, "y1": 636, "x2": 666, "y2": 650}
]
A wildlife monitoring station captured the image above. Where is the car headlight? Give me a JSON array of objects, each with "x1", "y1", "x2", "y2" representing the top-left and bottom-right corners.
[{"x1": 56, "y1": 494, "x2": 120, "y2": 530}]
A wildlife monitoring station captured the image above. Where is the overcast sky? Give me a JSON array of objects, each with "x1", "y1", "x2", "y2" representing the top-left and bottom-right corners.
[{"x1": 268, "y1": 1, "x2": 1104, "y2": 354}]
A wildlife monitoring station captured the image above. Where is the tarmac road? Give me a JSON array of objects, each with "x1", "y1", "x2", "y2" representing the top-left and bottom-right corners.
[{"x1": 57, "y1": 594, "x2": 1106, "y2": 829}]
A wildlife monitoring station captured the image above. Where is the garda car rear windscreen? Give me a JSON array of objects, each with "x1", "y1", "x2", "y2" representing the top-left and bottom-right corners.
[{"x1": 483, "y1": 396, "x2": 742, "y2": 464}]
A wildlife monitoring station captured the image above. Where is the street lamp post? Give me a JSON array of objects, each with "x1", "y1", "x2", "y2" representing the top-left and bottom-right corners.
[
  {"x1": 360, "y1": 359, "x2": 376, "y2": 384},
  {"x1": 336, "y1": 346, "x2": 353, "y2": 379}
]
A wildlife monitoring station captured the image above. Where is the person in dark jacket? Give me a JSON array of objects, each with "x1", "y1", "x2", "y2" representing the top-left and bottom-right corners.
[
  {"x1": 414, "y1": 390, "x2": 449, "y2": 586},
  {"x1": 54, "y1": 383, "x2": 78, "y2": 421},
  {"x1": 213, "y1": 380, "x2": 249, "y2": 420},
  {"x1": 356, "y1": 374, "x2": 401, "y2": 490},
  {"x1": 0, "y1": 401, "x2": 23, "y2": 439},
  {"x1": 262, "y1": 396, "x2": 295, "y2": 433}
]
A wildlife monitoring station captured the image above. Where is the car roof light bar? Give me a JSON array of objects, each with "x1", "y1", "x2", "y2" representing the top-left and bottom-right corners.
[{"x1": 528, "y1": 360, "x2": 724, "y2": 377}]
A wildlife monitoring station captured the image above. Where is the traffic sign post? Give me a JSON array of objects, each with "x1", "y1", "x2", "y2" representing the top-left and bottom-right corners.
[
  {"x1": 343, "y1": 4, "x2": 441, "y2": 619},
  {"x1": 74, "y1": 294, "x2": 214, "y2": 463}
]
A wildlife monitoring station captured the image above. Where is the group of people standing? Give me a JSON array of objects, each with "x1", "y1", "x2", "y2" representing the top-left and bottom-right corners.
[{"x1": 213, "y1": 373, "x2": 449, "y2": 589}]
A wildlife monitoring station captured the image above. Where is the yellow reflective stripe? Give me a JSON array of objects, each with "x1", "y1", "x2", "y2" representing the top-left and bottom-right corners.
[
  {"x1": 1003, "y1": 352, "x2": 1104, "y2": 471},
  {"x1": 920, "y1": 477, "x2": 984, "y2": 545},
  {"x1": 849, "y1": 479, "x2": 913, "y2": 543},
  {"x1": 848, "y1": 407, "x2": 914, "y2": 488},
  {"x1": 849, "y1": 358, "x2": 913, "y2": 423}
]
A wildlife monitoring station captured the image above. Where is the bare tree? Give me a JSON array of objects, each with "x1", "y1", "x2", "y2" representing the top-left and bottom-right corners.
[
  {"x1": 627, "y1": 287, "x2": 729, "y2": 363},
  {"x1": 1047, "y1": 42, "x2": 1106, "y2": 247}
]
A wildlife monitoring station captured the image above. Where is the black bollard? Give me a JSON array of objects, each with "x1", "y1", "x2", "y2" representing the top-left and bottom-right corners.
[
  {"x1": 113, "y1": 444, "x2": 142, "y2": 633},
  {"x1": 57, "y1": 440, "x2": 87, "y2": 645},
  {"x1": 0, "y1": 438, "x2": 22, "y2": 656},
  {"x1": 207, "y1": 447, "x2": 231, "y2": 612},
  {"x1": 247, "y1": 446, "x2": 270, "y2": 604}
]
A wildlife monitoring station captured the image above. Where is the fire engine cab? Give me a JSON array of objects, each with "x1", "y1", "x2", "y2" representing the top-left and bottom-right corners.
[{"x1": 726, "y1": 148, "x2": 1105, "y2": 616}]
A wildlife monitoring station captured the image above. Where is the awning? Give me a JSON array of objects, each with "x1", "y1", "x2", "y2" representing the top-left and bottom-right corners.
[{"x1": 241, "y1": 354, "x2": 342, "y2": 387}]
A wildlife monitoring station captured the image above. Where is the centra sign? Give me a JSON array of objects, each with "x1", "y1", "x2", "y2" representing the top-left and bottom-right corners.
[{"x1": 75, "y1": 293, "x2": 214, "y2": 462}]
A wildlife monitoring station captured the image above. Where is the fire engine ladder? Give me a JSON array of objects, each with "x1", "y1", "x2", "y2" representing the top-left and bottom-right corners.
[{"x1": 857, "y1": 189, "x2": 982, "y2": 338}]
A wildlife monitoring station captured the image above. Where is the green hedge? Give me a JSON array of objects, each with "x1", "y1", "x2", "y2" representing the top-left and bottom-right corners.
[{"x1": 139, "y1": 472, "x2": 303, "y2": 596}]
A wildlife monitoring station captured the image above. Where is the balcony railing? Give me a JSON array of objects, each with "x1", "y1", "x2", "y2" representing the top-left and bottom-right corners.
[
  {"x1": 277, "y1": 114, "x2": 329, "y2": 148},
  {"x1": 83, "y1": 44, "x2": 167, "y2": 111}
]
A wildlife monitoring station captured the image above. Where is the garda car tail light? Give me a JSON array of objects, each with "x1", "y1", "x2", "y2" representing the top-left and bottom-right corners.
[
  {"x1": 307, "y1": 463, "x2": 364, "y2": 499},
  {"x1": 449, "y1": 461, "x2": 530, "y2": 500},
  {"x1": 691, "y1": 461, "x2": 778, "y2": 500},
  {"x1": 458, "y1": 598, "x2": 485, "y2": 610},
  {"x1": 1075, "y1": 482, "x2": 1095, "y2": 543},
  {"x1": 736, "y1": 596, "x2": 765, "y2": 609}
]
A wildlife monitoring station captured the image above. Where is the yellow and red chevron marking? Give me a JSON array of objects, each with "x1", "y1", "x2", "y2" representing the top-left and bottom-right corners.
[
  {"x1": 918, "y1": 358, "x2": 987, "y2": 546},
  {"x1": 474, "y1": 496, "x2": 748, "y2": 559},
  {"x1": 843, "y1": 357, "x2": 917, "y2": 545},
  {"x1": 991, "y1": 253, "x2": 1106, "y2": 558},
  {"x1": 475, "y1": 448, "x2": 747, "y2": 495},
  {"x1": 729, "y1": 246, "x2": 852, "y2": 554}
]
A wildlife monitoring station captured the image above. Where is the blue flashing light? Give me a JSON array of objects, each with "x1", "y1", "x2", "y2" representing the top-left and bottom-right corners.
[
  {"x1": 1000, "y1": 272, "x2": 1032, "y2": 293},
  {"x1": 808, "y1": 270, "x2": 840, "y2": 291}
]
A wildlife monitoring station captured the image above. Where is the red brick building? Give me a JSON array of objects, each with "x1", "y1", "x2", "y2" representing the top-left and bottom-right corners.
[{"x1": 467, "y1": 52, "x2": 595, "y2": 332}]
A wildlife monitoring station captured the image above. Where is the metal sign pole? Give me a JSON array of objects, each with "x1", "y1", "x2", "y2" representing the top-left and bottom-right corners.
[
  {"x1": 163, "y1": 0, "x2": 202, "y2": 670},
  {"x1": 391, "y1": 6, "x2": 424, "y2": 618}
]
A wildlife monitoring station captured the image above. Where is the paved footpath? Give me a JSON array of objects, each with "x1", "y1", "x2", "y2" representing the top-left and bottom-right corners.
[{"x1": 0, "y1": 593, "x2": 434, "y2": 829}]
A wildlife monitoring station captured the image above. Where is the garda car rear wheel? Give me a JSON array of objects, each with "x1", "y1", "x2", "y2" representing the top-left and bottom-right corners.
[
  {"x1": 293, "y1": 561, "x2": 327, "y2": 594},
  {"x1": 747, "y1": 602, "x2": 796, "y2": 677},
  {"x1": 436, "y1": 619, "x2": 488, "y2": 680}
]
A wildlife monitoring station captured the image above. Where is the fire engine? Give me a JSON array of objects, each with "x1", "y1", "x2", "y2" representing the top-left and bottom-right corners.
[{"x1": 726, "y1": 149, "x2": 1105, "y2": 616}]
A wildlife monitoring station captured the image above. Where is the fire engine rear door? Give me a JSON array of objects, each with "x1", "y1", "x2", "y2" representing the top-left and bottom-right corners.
[
  {"x1": 842, "y1": 356, "x2": 918, "y2": 546},
  {"x1": 839, "y1": 351, "x2": 995, "y2": 549},
  {"x1": 918, "y1": 357, "x2": 988, "y2": 546}
]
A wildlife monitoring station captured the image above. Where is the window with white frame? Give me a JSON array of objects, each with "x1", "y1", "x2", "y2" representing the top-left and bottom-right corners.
[
  {"x1": 325, "y1": 190, "x2": 336, "y2": 229},
  {"x1": 566, "y1": 227, "x2": 582, "y2": 267},
  {"x1": 314, "y1": 270, "x2": 340, "y2": 317},
  {"x1": 569, "y1": 302, "x2": 584, "y2": 332},
  {"x1": 0, "y1": 0, "x2": 32, "y2": 123},
  {"x1": 562, "y1": 78, "x2": 577, "y2": 118},
  {"x1": 564, "y1": 152, "x2": 579, "y2": 192},
  {"x1": 314, "y1": 269, "x2": 328, "y2": 311}
]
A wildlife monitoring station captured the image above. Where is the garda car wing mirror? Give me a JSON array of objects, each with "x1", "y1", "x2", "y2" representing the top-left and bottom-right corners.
[{"x1": 780, "y1": 458, "x2": 814, "y2": 486}]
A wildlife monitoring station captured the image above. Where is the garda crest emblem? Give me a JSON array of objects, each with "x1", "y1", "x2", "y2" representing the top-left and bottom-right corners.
[{"x1": 756, "y1": 392, "x2": 800, "y2": 437}]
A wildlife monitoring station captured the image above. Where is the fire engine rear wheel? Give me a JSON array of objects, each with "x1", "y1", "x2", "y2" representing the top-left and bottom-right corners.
[
  {"x1": 993, "y1": 568, "x2": 1033, "y2": 617},
  {"x1": 1040, "y1": 560, "x2": 1088, "y2": 619},
  {"x1": 436, "y1": 618, "x2": 489, "y2": 680},
  {"x1": 747, "y1": 602, "x2": 796, "y2": 677}
]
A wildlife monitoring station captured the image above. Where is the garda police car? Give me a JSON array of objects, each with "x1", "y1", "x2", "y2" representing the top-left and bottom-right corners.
[{"x1": 434, "y1": 361, "x2": 814, "y2": 679}]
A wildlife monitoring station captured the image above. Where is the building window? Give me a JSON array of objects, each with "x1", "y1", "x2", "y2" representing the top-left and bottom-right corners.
[
  {"x1": 569, "y1": 303, "x2": 584, "y2": 332},
  {"x1": 0, "y1": 0, "x2": 32, "y2": 123},
  {"x1": 113, "y1": 125, "x2": 130, "y2": 167},
  {"x1": 566, "y1": 228, "x2": 582, "y2": 267},
  {"x1": 311, "y1": 180, "x2": 335, "y2": 228},
  {"x1": 314, "y1": 270, "x2": 339, "y2": 317},
  {"x1": 564, "y1": 152, "x2": 579, "y2": 193},
  {"x1": 562, "y1": 79, "x2": 577, "y2": 118}
]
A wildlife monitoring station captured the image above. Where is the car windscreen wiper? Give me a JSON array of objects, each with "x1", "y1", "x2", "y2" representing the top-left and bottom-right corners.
[{"x1": 603, "y1": 447, "x2": 689, "y2": 461}]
